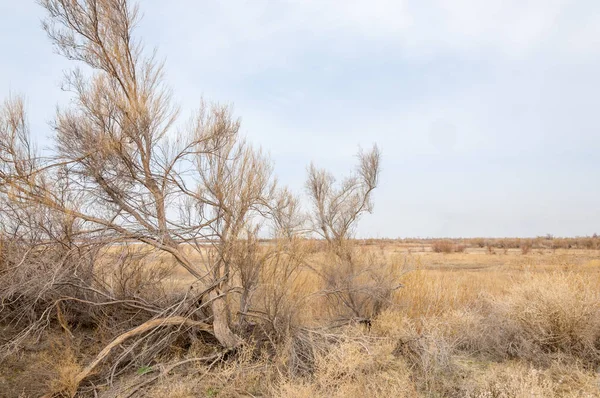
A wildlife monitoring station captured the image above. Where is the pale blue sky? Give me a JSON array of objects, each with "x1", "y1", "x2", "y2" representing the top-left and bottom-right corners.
[{"x1": 1, "y1": 0, "x2": 599, "y2": 237}]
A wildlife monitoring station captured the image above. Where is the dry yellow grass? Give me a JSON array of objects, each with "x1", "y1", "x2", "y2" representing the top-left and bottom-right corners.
[
  {"x1": 140, "y1": 243, "x2": 600, "y2": 397},
  {"x1": 3, "y1": 241, "x2": 600, "y2": 397}
]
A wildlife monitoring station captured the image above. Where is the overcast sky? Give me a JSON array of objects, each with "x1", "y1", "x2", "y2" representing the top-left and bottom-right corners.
[{"x1": 1, "y1": 0, "x2": 599, "y2": 238}]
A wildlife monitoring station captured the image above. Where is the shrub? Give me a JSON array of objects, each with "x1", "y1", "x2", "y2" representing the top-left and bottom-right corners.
[
  {"x1": 551, "y1": 239, "x2": 569, "y2": 250},
  {"x1": 454, "y1": 244, "x2": 467, "y2": 253},
  {"x1": 432, "y1": 240, "x2": 454, "y2": 253},
  {"x1": 580, "y1": 237, "x2": 599, "y2": 250},
  {"x1": 465, "y1": 272, "x2": 600, "y2": 366},
  {"x1": 472, "y1": 238, "x2": 486, "y2": 248},
  {"x1": 275, "y1": 336, "x2": 416, "y2": 398},
  {"x1": 317, "y1": 248, "x2": 404, "y2": 323},
  {"x1": 520, "y1": 240, "x2": 532, "y2": 254}
]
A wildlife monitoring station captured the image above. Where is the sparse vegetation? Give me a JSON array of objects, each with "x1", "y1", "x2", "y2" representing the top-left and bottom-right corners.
[
  {"x1": 1, "y1": 1, "x2": 599, "y2": 397},
  {"x1": 432, "y1": 240, "x2": 454, "y2": 253},
  {"x1": 521, "y1": 239, "x2": 533, "y2": 254},
  {"x1": 431, "y1": 240, "x2": 466, "y2": 253},
  {"x1": 3, "y1": 237, "x2": 600, "y2": 397}
]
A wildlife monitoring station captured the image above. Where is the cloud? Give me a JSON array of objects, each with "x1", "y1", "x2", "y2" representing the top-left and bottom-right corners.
[
  {"x1": 147, "y1": 0, "x2": 600, "y2": 65},
  {"x1": 2, "y1": 0, "x2": 600, "y2": 237}
]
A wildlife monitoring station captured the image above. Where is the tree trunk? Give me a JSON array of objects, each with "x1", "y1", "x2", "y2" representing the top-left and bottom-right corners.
[
  {"x1": 239, "y1": 288, "x2": 249, "y2": 326},
  {"x1": 209, "y1": 289, "x2": 242, "y2": 349}
]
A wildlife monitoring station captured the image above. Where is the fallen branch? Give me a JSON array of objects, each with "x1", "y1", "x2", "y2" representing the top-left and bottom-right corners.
[
  {"x1": 72, "y1": 316, "x2": 213, "y2": 395},
  {"x1": 122, "y1": 353, "x2": 224, "y2": 398}
]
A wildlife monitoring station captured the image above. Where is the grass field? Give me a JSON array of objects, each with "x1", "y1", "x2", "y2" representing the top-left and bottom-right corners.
[{"x1": 2, "y1": 239, "x2": 600, "y2": 397}]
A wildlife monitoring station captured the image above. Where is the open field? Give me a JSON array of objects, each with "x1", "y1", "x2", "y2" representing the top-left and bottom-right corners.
[
  {"x1": 1, "y1": 1, "x2": 598, "y2": 396},
  {"x1": 2, "y1": 239, "x2": 600, "y2": 397}
]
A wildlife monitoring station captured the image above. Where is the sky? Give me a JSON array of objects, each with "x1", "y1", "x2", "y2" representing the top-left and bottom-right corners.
[{"x1": 1, "y1": 0, "x2": 599, "y2": 238}]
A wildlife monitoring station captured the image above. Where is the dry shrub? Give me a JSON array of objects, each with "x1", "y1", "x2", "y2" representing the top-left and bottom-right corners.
[
  {"x1": 229, "y1": 233, "x2": 266, "y2": 326},
  {"x1": 521, "y1": 240, "x2": 533, "y2": 254},
  {"x1": 141, "y1": 332, "x2": 416, "y2": 398},
  {"x1": 140, "y1": 343, "x2": 275, "y2": 398},
  {"x1": 274, "y1": 336, "x2": 416, "y2": 398},
  {"x1": 0, "y1": 238, "x2": 98, "y2": 352},
  {"x1": 496, "y1": 238, "x2": 522, "y2": 249},
  {"x1": 456, "y1": 244, "x2": 467, "y2": 253},
  {"x1": 432, "y1": 240, "x2": 454, "y2": 253},
  {"x1": 100, "y1": 246, "x2": 174, "y2": 302},
  {"x1": 473, "y1": 238, "x2": 486, "y2": 248},
  {"x1": 275, "y1": 325, "x2": 370, "y2": 378},
  {"x1": 0, "y1": 239, "x2": 168, "y2": 329},
  {"x1": 315, "y1": 247, "x2": 404, "y2": 324},
  {"x1": 372, "y1": 305, "x2": 600, "y2": 397},
  {"x1": 0, "y1": 237, "x2": 218, "y2": 393},
  {"x1": 463, "y1": 272, "x2": 600, "y2": 366},
  {"x1": 248, "y1": 238, "x2": 313, "y2": 344},
  {"x1": 373, "y1": 311, "x2": 461, "y2": 394},
  {"x1": 432, "y1": 240, "x2": 466, "y2": 253},
  {"x1": 579, "y1": 236, "x2": 599, "y2": 250},
  {"x1": 552, "y1": 239, "x2": 571, "y2": 250}
]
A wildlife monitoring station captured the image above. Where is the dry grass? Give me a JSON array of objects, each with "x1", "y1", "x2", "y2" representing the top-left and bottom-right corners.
[
  {"x1": 461, "y1": 361, "x2": 600, "y2": 398},
  {"x1": 471, "y1": 272, "x2": 600, "y2": 365},
  {"x1": 274, "y1": 338, "x2": 416, "y2": 398},
  {"x1": 44, "y1": 341, "x2": 84, "y2": 397},
  {"x1": 145, "y1": 245, "x2": 600, "y2": 397},
  {"x1": 3, "y1": 241, "x2": 600, "y2": 397}
]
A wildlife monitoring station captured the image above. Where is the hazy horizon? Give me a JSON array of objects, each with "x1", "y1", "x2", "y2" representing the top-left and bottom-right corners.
[{"x1": 2, "y1": 0, "x2": 599, "y2": 238}]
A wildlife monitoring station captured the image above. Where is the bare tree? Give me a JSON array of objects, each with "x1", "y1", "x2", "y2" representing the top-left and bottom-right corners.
[
  {"x1": 306, "y1": 146, "x2": 400, "y2": 322},
  {"x1": 0, "y1": 0, "x2": 276, "y2": 349},
  {"x1": 0, "y1": 2, "x2": 389, "y2": 394},
  {"x1": 232, "y1": 188, "x2": 308, "y2": 332},
  {"x1": 307, "y1": 146, "x2": 381, "y2": 253}
]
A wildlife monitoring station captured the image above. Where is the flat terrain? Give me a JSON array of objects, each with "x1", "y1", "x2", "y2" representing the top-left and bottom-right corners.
[{"x1": 2, "y1": 240, "x2": 600, "y2": 397}]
